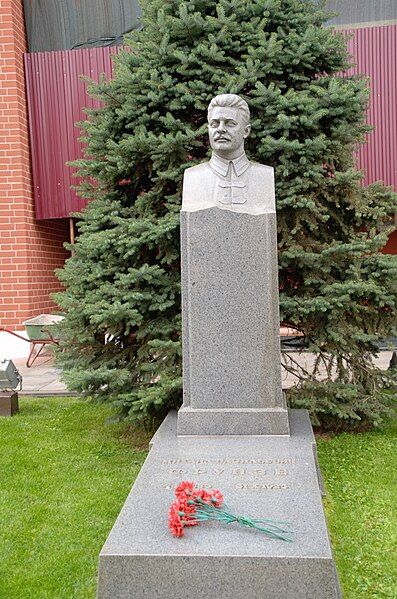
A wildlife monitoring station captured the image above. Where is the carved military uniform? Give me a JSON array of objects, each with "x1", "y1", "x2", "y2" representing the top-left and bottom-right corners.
[{"x1": 182, "y1": 152, "x2": 275, "y2": 214}]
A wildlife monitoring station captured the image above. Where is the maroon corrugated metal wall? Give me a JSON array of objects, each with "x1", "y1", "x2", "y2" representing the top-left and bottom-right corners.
[
  {"x1": 24, "y1": 47, "x2": 119, "y2": 219},
  {"x1": 343, "y1": 25, "x2": 397, "y2": 190},
  {"x1": 24, "y1": 25, "x2": 397, "y2": 221}
]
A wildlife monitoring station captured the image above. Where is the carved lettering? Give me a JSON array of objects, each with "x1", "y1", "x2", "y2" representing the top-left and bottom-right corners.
[
  {"x1": 235, "y1": 483, "x2": 289, "y2": 491},
  {"x1": 253, "y1": 469, "x2": 267, "y2": 477},
  {"x1": 232, "y1": 468, "x2": 247, "y2": 476},
  {"x1": 213, "y1": 468, "x2": 225, "y2": 476},
  {"x1": 161, "y1": 457, "x2": 296, "y2": 466},
  {"x1": 162, "y1": 456, "x2": 293, "y2": 492},
  {"x1": 274, "y1": 468, "x2": 288, "y2": 477},
  {"x1": 163, "y1": 482, "x2": 289, "y2": 492}
]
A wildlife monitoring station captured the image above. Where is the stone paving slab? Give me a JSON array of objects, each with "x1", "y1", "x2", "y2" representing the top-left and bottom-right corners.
[
  {"x1": 13, "y1": 355, "x2": 70, "y2": 395},
  {"x1": 8, "y1": 351, "x2": 394, "y2": 397},
  {"x1": 281, "y1": 350, "x2": 394, "y2": 388}
]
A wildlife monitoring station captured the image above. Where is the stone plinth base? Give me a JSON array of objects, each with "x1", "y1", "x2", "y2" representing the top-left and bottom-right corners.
[
  {"x1": 177, "y1": 405, "x2": 290, "y2": 436},
  {"x1": 97, "y1": 410, "x2": 341, "y2": 599}
]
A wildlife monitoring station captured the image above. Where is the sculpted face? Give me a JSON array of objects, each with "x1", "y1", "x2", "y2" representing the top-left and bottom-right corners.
[{"x1": 208, "y1": 106, "x2": 251, "y2": 159}]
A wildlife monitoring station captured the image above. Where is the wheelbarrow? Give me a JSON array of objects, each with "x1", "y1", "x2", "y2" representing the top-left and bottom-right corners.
[{"x1": 0, "y1": 314, "x2": 64, "y2": 368}]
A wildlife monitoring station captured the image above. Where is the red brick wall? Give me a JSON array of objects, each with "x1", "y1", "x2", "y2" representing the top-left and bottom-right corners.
[{"x1": 0, "y1": 0, "x2": 69, "y2": 330}]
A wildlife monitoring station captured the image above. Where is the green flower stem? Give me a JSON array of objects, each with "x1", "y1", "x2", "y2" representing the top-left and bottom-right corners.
[{"x1": 191, "y1": 499, "x2": 293, "y2": 542}]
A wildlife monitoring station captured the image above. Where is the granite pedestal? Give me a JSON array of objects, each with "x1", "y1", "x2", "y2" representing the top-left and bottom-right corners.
[
  {"x1": 97, "y1": 410, "x2": 341, "y2": 599},
  {"x1": 179, "y1": 207, "x2": 289, "y2": 436}
]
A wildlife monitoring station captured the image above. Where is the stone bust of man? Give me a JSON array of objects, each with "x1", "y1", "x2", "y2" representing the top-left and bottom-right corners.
[{"x1": 182, "y1": 93, "x2": 275, "y2": 214}]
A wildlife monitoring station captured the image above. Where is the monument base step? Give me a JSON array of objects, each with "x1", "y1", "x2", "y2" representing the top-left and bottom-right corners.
[
  {"x1": 97, "y1": 409, "x2": 341, "y2": 599},
  {"x1": 177, "y1": 404, "x2": 290, "y2": 435}
]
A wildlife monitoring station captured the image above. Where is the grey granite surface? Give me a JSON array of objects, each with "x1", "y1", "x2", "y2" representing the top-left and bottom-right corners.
[
  {"x1": 97, "y1": 410, "x2": 341, "y2": 599},
  {"x1": 179, "y1": 207, "x2": 288, "y2": 435},
  {"x1": 177, "y1": 405, "x2": 290, "y2": 436}
]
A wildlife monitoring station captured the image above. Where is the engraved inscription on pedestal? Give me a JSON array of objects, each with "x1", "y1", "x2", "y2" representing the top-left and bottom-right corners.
[{"x1": 160, "y1": 455, "x2": 295, "y2": 492}]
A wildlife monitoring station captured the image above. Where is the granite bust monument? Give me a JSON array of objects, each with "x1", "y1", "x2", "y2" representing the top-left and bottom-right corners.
[
  {"x1": 96, "y1": 94, "x2": 342, "y2": 599},
  {"x1": 182, "y1": 94, "x2": 275, "y2": 214},
  {"x1": 178, "y1": 94, "x2": 289, "y2": 436}
]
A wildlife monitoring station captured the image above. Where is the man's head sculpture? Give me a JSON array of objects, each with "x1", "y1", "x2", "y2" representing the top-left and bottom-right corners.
[{"x1": 207, "y1": 94, "x2": 251, "y2": 160}]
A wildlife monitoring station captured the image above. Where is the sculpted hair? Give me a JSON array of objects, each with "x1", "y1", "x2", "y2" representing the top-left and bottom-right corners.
[{"x1": 208, "y1": 94, "x2": 250, "y2": 126}]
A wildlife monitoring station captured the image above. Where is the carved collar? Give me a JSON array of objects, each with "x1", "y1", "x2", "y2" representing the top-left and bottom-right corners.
[{"x1": 209, "y1": 152, "x2": 250, "y2": 177}]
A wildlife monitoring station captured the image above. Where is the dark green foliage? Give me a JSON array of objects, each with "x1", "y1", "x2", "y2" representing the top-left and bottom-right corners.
[
  {"x1": 56, "y1": 0, "x2": 397, "y2": 426},
  {"x1": 288, "y1": 381, "x2": 396, "y2": 430}
]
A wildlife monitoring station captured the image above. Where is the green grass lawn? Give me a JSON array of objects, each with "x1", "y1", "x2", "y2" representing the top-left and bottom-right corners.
[
  {"x1": 317, "y1": 423, "x2": 397, "y2": 599},
  {"x1": 0, "y1": 397, "x2": 395, "y2": 598},
  {"x1": 0, "y1": 397, "x2": 149, "y2": 599}
]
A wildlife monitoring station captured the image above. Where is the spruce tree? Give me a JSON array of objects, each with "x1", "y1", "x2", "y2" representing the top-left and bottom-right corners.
[{"x1": 56, "y1": 0, "x2": 397, "y2": 427}]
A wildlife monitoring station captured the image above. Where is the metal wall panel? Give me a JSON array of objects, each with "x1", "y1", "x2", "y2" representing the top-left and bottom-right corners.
[
  {"x1": 23, "y1": 0, "x2": 141, "y2": 52},
  {"x1": 343, "y1": 25, "x2": 397, "y2": 190},
  {"x1": 25, "y1": 25, "x2": 397, "y2": 220},
  {"x1": 325, "y1": 1, "x2": 397, "y2": 27},
  {"x1": 24, "y1": 47, "x2": 120, "y2": 219}
]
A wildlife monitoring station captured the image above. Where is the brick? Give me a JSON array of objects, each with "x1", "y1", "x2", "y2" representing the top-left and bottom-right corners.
[{"x1": 0, "y1": 1, "x2": 69, "y2": 329}]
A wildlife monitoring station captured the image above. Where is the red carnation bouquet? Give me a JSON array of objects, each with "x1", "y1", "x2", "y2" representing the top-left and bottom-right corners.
[{"x1": 168, "y1": 481, "x2": 292, "y2": 542}]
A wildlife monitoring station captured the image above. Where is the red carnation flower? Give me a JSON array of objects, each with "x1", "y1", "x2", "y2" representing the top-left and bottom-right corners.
[
  {"x1": 197, "y1": 488, "x2": 212, "y2": 503},
  {"x1": 197, "y1": 487, "x2": 224, "y2": 507},
  {"x1": 168, "y1": 502, "x2": 184, "y2": 537},
  {"x1": 168, "y1": 482, "x2": 292, "y2": 542},
  {"x1": 175, "y1": 480, "x2": 196, "y2": 501},
  {"x1": 209, "y1": 489, "x2": 224, "y2": 508},
  {"x1": 178, "y1": 498, "x2": 198, "y2": 527}
]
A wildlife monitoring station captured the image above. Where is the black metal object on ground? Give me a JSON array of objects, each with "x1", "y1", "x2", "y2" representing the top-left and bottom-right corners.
[{"x1": 0, "y1": 359, "x2": 22, "y2": 390}]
